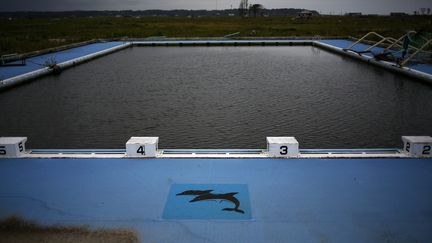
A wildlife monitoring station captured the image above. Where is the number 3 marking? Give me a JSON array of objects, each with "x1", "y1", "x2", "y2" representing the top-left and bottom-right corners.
[{"x1": 280, "y1": 146, "x2": 288, "y2": 155}]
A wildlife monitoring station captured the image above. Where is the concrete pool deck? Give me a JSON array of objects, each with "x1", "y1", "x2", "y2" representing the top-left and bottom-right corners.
[
  {"x1": 0, "y1": 41, "x2": 127, "y2": 80},
  {"x1": 1, "y1": 38, "x2": 432, "y2": 90},
  {"x1": 0, "y1": 157, "x2": 431, "y2": 242}
]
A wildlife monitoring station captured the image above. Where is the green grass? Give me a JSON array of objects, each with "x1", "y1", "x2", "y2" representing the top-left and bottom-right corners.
[
  {"x1": 0, "y1": 216, "x2": 139, "y2": 243},
  {"x1": 1, "y1": 15, "x2": 431, "y2": 54}
]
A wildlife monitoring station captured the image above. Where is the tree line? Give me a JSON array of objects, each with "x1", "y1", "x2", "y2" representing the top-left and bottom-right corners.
[{"x1": 0, "y1": 8, "x2": 319, "y2": 19}]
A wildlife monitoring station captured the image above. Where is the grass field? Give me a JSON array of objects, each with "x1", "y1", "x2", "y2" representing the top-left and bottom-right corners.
[
  {"x1": 0, "y1": 216, "x2": 139, "y2": 243},
  {"x1": 1, "y1": 15, "x2": 432, "y2": 54}
]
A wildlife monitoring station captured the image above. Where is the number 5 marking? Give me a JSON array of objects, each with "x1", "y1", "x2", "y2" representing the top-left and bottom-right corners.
[
  {"x1": 0, "y1": 146, "x2": 6, "y2": 155},
  {"x1": 18, "y1": 142, "x2": 24, "y2": 152}
]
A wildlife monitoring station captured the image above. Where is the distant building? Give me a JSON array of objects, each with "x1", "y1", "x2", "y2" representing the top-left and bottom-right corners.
[
  {"x1": 297, "y1": 10, "x2": 314, "y2": 19},
  {"x1": 346, "y1": 12, "x2": 362, "y2": 16},
  {"x1": 292, "y1": 10, "x2": 319, "y2": 22},
  {"x1": 390, "y1": 12, "x2": 408, "y2": 16}
]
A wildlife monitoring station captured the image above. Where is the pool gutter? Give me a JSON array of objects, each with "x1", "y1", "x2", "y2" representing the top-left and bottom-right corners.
[{"x1": 17, "y1": 148, "x2": 409, "y2": 159}]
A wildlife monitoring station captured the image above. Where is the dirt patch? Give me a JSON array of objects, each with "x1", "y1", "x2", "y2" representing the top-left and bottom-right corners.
[{"x1": 0, "y1": 216, "x2": 139, "y2": 243}]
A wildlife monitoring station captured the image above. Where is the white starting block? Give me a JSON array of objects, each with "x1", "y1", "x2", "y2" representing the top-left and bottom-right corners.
[
  {"x1": 0, "y1": 137, "x2": 27, "y2": 158},
  {"x1": 267, "y1": 137, "x2": 299, "y2": 157},
  {"x1": 126, "y1": 137, "x2": 159, "y2": 157},
  {"x1": 402, "y1": 136, "x2": 432, "y2": 157}
]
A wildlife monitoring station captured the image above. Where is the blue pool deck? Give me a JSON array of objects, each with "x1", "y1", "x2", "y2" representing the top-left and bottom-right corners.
[
  {"x1": 0, "y1": 157, "x2": 431, "y2": 242},
  {"x1": 0, "y1": 41, "x2": 126, "y2": 80},
  {"x1": 1, "y1": 39, "x2": 432, "y2": 84}
]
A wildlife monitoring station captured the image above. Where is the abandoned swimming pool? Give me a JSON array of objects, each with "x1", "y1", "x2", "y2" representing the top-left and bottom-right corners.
[{"x1": 1, "y1": 38, "x2": 432, "y2": 243}]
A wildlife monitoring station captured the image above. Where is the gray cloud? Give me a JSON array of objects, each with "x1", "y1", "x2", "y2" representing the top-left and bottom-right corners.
[{"x1": 0, "y1": 0, "x2": 431, "y2": 14}]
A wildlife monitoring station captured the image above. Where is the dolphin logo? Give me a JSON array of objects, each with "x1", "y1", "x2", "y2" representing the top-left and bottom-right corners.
[
  {"x1": 176, "y1": 189, "x2": 245, "y2": 214},
  {"x1": 176, "y1": 190, "x2": 213, "y2": 196}
]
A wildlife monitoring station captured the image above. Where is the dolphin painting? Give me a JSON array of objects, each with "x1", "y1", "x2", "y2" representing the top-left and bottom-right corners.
[
  {"x1": 176, "y1": 190, "x2": 213, "y2": 196},
  {"x1": 176, "y1": 189, "x2": 245, "y2": 214}
]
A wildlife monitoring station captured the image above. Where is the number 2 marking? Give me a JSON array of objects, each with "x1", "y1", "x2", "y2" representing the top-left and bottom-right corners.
[
  {"x1": 423, "y1": 145, "x2": 431, "y2": 155},
  {"x1": 137, "y1": 146, "x2": 145, "y2": 155},
  {"x1": 280, "y1": 146, "x2": 288, "y2": 155}
]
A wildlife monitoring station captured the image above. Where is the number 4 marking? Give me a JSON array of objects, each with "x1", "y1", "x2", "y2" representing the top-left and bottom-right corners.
[{"x1": 137, "y1": 146, "x2": 145, "y2": 155}]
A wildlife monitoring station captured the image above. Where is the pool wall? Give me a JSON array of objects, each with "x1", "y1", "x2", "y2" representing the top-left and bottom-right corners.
[{"x1": 2, "y1": 136, "x2": 431, "y2": 159}]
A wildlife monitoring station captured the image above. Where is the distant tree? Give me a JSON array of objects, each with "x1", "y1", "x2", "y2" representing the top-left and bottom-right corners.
[
  {"x1": 427, "y1": 8, "x2": 431, "y2": 15},
  {"x1": 250, "y1": 4, "x2": 264, "y2": 17},
  {"x1": 414, "y1": 11, "x2": 418, "y2": 15},
  {"x1": 420, "y1": 8, "x2": 426, "y2": 15},
  {"x1": 238, "y1": 0, "x2": 248, "y2": 17}
]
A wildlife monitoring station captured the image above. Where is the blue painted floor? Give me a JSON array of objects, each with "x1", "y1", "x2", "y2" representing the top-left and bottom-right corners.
[
  {"x1": 318, "y1": 39, "x2": 432, "y2": 75},
  {"x1": 0, "y1": 158, "x2": 431, "y2": 243},
  {"x1": 0, "y1": 41, "x2": 125, "y2": 80}
]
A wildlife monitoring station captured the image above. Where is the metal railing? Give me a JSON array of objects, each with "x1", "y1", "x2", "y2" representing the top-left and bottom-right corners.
[
  {"x1": 344, "y1": 31, "x2": 432, "y2": 67},
  {"x1": 344, "y1": 31, "x2": 422, "y2": 54},
  {"x1": 401, "y1": 38, "x2": 432, "y2": 66}
]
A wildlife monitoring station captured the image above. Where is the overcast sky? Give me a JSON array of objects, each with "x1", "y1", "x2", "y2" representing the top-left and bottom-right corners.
[{"x1": 0, "y1": 0, "x2": 431, "y2": 14}]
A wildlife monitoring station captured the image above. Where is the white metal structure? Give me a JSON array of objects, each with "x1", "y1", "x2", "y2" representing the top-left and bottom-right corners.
[{"x1": 344, "y1": 31, "x2": 432, "y2": 67}]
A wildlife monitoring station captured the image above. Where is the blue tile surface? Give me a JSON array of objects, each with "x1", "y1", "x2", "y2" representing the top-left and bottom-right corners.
[
  {"x1": 0, "y1": 158, "x2": 431, "y2": 242},
  {"x1": 0, "y1": 42, "x2": 125, "y2": 80}
]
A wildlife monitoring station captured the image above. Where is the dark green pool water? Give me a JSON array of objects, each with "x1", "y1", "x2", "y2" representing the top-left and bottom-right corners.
[{"x1": 1, "y1": 46, "x2": 432, "y2": 148}]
